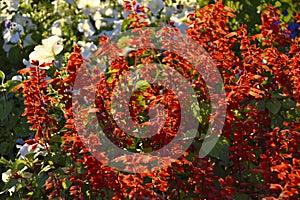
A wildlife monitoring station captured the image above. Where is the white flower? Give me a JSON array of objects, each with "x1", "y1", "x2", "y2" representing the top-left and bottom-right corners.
[
  {"x1": 98, "y1": 3, "x2": 119, "y2": 18},
  {"x1": 104, "y1": 8, "x2": 113, "y2": 16},
  {"x1": 170, "y1": 8, "x2": 189, "y2": 32},
  {"x1": 0, "y1": 0, "x2": 19, "y2": 21},
  {"x1": 99, "y1": 20, "x2": 123, "y2": 37},
  {"x1": 170, "y1": 0, "x2": 197, "y2": 9},
  {"x1": 112, "y1": 20, "x2": 123, "y2": 36},
  {"x1": 14, "y1": 14, "x2": 37, "y2": 32},
  {"x1": 77, "y1": 41, "x2": 97, "y2": 59},
  {"x1": 181, "y1": 0, "x2": 197, "y2": 8},
  {"x1": 3, "y1": 21, "x2": 24, "y2": 43},
  {"x1": 16, "y1": 143, "x2": 47, "y2": 159},
  {"x1": 11, "y1": 75, "x2": 22, "y2": 81},
  {"x1": 2, "y1": 171, "x2": 11, "y2": 183},
  {"x1": 148, "y1": 0, "x2": 164, "y2": 16},
  {"x1": 77, "y1": 0, "x2": 100, "y2": 15},
  {"x1": 94, "y1": 16, "x2": 115, "y2": 30},
  {"x1": 29, "y1": 36, "x2": 64, "y2": 68},
  {"x1": 1, "y1": 170, "x2": 15, "y2": 196},
  {"x1": 50, "y1": 20, "x2": 63, "y2": 36},
  {"x1": 78, "y1": 19, "x2": 96, "y2": 38},
  {"x1": 23, "y1": 59, "x2": 31, "y2": 68},
  {"x1": 62, "y1": 0, "x2": 74, "y2": 4},
  {"x1": 0, "y1": 0, "x2": 20, "y2": 11},
  {"x1": 116, "y1": 0, "x2": 123, "y2": 5},
  {"x1": 262, "y1": 59, "x2": 267, "y2": 64},
  {"x1": 93, "y1": 11, "x2": 103, "y2": 30}
]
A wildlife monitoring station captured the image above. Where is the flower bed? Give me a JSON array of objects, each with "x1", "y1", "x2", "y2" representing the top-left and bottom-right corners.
[{"x1": 0, "y1": 0, "x2": 299, "y2": 199}]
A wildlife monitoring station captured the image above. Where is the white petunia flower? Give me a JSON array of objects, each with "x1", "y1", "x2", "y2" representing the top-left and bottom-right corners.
[
  {"x1": 170, "y1": 0, "x2": 197, "y2": 9},
  {"x1": 0, "y1": 0, "x2": 19, "y2": 21},
  {"x1": 77, "y1": 0, "x2": 100, "y2": 15},
  {"x1": 104, "y1": 8, "x2": 113, "y2": 16},
  {"x1": 2, "y1": 171, "x2": 11, "y2": 183},
  {"x1": 11, "y1": 75, "x2": 22, "y2": 81},
  {"x1": 62, "y1": 0, "x2": 74, "y2": 4},
  {"x1": 22, "y1": 59, "x2": 32, "y2": 68},
  {"x1": 0, "y1": 0, "x2": 20, "y2": 11},
  {"x1": 77, "y1": 41, "x2": 97, "y2": 59},
  {"x1": 148, "y1": 0, "x2": 164, "y2": 16},
  {"x1": 14, "y1": 14, "x2": 37, "y2": 32},
  {"x1": 98, "y1": 2, "x2": 119, "y2": 18},
  {"x1": 93, "y1": 11, "x2": 103, "y2": 30},
  {"x1": 16, "y1": 143, "x2": 47, "y2": 159},
  {"x1": 170, "y1": 8, "x2": 189, "y2": 32},
  {"x1": 116, "y1": 0, "x2": 123, "y2": 5},
  {"x1": 50, "y1": 20, "x2": 63, "y2": 36},
  {"x1": 78, "y1": 19, "x2": 96, "y2": 38},
  {"x1": 181, "y1": 0, "x2": 197, "y2": 8},
  {"x1": 29, "y1": 36, "x2": 64, "y2": 68},
  {"x1": 99, "y1": 19, "x2": 123, "y2": 38},
  {"x1": 1, "y1": 170, "x2": 16, "y2": 196}
]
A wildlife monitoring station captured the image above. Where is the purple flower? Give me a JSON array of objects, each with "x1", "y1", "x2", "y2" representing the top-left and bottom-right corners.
[
  {"x1": 3, "y1": 21, "x2": 24, "y2": 43},
  {"x1": 287, "y1": 22, "x2": 300, "y2": 39},
  {"x1": 40, "y1": 100, "x2": 46, "y2": 108},
  {"x1": 134, "y1": 3, "x2": 143, "y2": 13},
  {"x1": 5, "y1": 21, "x2": 18, "y2": 31},
  {"x1": 272, "y1": 20, "x2": 280, "y2": 25},
  {"x1": 5, "y1": 21, "x2": 12, "y2": 29},
  {"x1": 282, "y1": 10, "x2": 288, "y2": 16}
]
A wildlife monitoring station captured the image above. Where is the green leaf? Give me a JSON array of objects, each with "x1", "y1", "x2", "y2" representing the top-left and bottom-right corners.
[
  {"x1": 213, "y1": 163, "x2": 226, "y2": 178},
  {"x1": 137, "y1": 95, "x2": 146, "y2": 106},
  {"x1": 39, "y1": 165, "x2": 52, "y2": 173},
  {"x1": 50, "y1": 134, "x2": 63, "y2": 144},
  {"x1": 62, "y1": 179, "x2": 72, "y2": 190},
  {"x1": 117, "y1": 35, "x2": 131, "y2": 49},
  {"x1": 0, "y1": 70, "x2": 5, "y2": 85},
  {"x1": 0, "y1": 142, "x2": 10, "y2": 153},
  {"x1": 1, "y1": 179, "x2": 18, "y2": 193},
  {"x1": 11, "y1": 159, "x2": 26, "y2": 173},
  {"x1": 271, "y1": 115, "x2": 284, "y2": 129},
  {"x1": 232, "y1": 194, "x2": 250, "y2": 200},
  {"x1": 296, "y1": 106, "x2": 300, "y2": 116},
  {"x1": 0, "y1": 157, "x2": 12, "y2": 166},
  {"x1": 121, "y1": 18, "x2": 135, "y2": 31},
  {"x1": 31, "y1": 32, "x2": 42, "y2": 43},
  {"x1": 106, "y1": 77, "x2": 114, "y2": 83},
  {"x1": 282, "y1": 99, "x2": 296, "y2": 109},
  {"x1": 8, "y1": 46, "x2": 22, "y2": 64},
  {"x1": 275, "y1": 1, "x2": 281, "y2": 7},
  {"x1": 257, "y1": 100, "x2": 265, "y2": 111},
  {"x1": 105, "y1": 69, "x2": 119, "y2": 75},
  {"x1": 270, "y1": 91, "x2": 285, "y2": 99},
  {"x1": 266, "y1": 101, "x2": 281, "y2": 115},
  {"x1": 4, "y1": 80, "x2": 21, "y2": 92},
  {"x1": 36, "y1": 172, "x2": 48, "y2": 187},
  {"x1": 135, "y1": 80, "x2": 150, "y2": 91},
  {"x1": 0, "y1": 100, "x2": 13, "y2": 120},
  {"x1": 208, "y1": 137, "x2": 230, "y2": 165}
]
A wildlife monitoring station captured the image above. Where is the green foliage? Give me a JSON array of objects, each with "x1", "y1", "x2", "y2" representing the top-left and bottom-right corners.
[{"x1": 224, "y1": 0, "x2": 300, "y2": 34}]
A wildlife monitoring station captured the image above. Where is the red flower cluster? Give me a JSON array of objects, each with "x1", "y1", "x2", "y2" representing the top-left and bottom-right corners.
[{"x1": 15, "y1": 1, "x2": 299, "y2": 199}]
